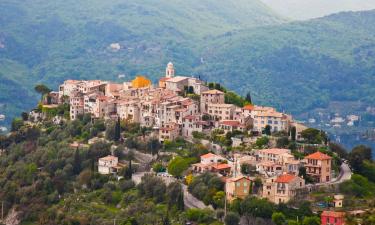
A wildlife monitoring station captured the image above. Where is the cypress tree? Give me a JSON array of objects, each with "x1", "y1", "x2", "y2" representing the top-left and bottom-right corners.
[
  {"x1": 114, "y1": 117, "x2": 121, "y2": 142},
  {"x1": 291, "y1": 126, "x2": 296, "y2": 141},
  {"x1": 245, "y1": 91, "x2": 252, "y2": 104},
  {"x1": 73, "y1": 148, "x2": 81, "y2": 175}
]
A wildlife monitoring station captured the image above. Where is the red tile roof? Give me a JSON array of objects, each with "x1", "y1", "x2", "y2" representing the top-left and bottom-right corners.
[
  {"x1": 321, "y1": 211, "x2": 346, "y2": 218},
  {"x1": 212, "y1": 163, "x2": 231, "y2": 170},
  {"x1": 275, "y1": 174, "x2": 297, "y2": 183},
  {"x1": 243, "y1": 104, "x2": 254, "y2": 110},
  {"x1": 305, "y1": 151, "x2": 332, "y2": 160},
  {"x1": 220, "y1": 120, "x2": 241, "y2": 127},
  {"x1": 201, "y1": 153, "x2": 217, "y2": 159}
]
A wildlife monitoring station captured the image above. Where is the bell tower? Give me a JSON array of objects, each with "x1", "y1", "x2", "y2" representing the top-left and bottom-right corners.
[{"x1": 166, "y1": 62, "x2": 175, "y2": 78}]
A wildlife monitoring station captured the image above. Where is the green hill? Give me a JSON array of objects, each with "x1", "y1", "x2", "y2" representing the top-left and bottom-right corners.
[
  {"x1": 1, "y1": 1, "x2": 375, "y2": 130},
  {"x1": 0, "y1": 0, "x2": 283, "y2": 125},
  {"x1": 197, "y1": 10, "x2": 375, "y2": 114}
]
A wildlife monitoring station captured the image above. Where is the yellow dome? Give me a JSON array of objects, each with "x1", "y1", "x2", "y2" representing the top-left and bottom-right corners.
[{"x1": 131, "y1": 75, "x2": 151, "y2": 88}]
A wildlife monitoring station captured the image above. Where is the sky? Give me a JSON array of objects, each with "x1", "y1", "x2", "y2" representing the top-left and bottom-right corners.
[{"x1": 261, "y1": 0, "x2": 375, "y2": 20}]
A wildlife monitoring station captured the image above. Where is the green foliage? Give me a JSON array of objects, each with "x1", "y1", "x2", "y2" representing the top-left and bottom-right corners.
[
  {"x1": 255, "y1": 136, "x2": 269, "y2": 148},
  {"x1": 224, "y1": 212, "x2": 240, "y2": 225},
  {"x1": 300, "y1": 128, "x2": 326, "y2": 144},
  {"x1": 11, "y1": 118, "x2": 24, "y2": 132},
  {"x1": 167, "y1": 156, "x2": 195, "y2": 178},
  {"x1": 272, "y1": 212, "x2": 286, "y2": 225},
  {"x1": 302, "y1": 216, "x2": 320, "y2": 225},
  {"x1": 339, "y1": 174, "x2": 375, "y2": 197},
  {"x1": 152, "y1": 162, "x2": 166, "y2": 173},
  {"x1": 185, "y1": 208, "x2": 215, "y2": 224},
  {"x1": 188, "y1": 172, "x2": 224, "y2": 208}
]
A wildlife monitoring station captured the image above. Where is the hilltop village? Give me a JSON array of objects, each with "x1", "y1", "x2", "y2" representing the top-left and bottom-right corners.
[
  {"x1": 4, "y1": 63, "x2": 373, "y2": 225},
  {"x1": 38, "y1": 63, "x2": 341, "y2": 197}
]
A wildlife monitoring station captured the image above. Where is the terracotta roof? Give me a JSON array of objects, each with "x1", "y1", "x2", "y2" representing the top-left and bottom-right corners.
[
  {"x1": 275, "y1": 174, "x2": 298, "y2": 183},
  {"x1": 212, "y1": 163, "x2": 231, "y2": 170},
  {"x1": 321, "y1": 211, "x2": 346, "y2": 218},
  {"x1": 305, "y1": 151, "x2": 332, "y2": 160},
  {"x1": 258, "y1": 148, "x2": 290, "y2": 155},
  {"x1": 243, "y1": 104, "x2": 254, "y2": 110},
  {"x1": 220, "y1": 120, "x2": 241, "y2": 127},
  {"x1": 201, "y1": 153, "x2": 217, "y2": 159},
  {"x1": 226, "y1": 176, "x2": 251, "y2": 183},
  {"x1": 202, "y1": 89, "x2": 224, "y2": 95}
]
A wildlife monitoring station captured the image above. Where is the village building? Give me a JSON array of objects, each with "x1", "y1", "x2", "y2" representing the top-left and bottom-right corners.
[
  {"x1": 200, "y1": 89, "x2": 225, "y2": 113},
  {"x1": 321, "y1": 211, "x2": 346, "y2": 225},
  {"x1": 158, "y1": 123, "x2": 179, "y2": 142},
  {"x1": 304, "y1": 151, "x2": 332, "y2": 183},
  {"x1": 192, "y1": 153, "x2": 231, "y2": 176},
  {"x1": 207, "y1": 103, "x2": 236, "y2": 121},
  {"x1": 262, "y1": 174, "x2": 305, "y2": 204},
  {"x1": 98, "y1": 155, "x2": 121, "y2": 175},
  {"x1": 225, "y1": 176, "x2": 253, "y2": 201}
]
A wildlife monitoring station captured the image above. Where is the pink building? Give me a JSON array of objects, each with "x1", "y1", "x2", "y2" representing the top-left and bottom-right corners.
[{"x1": 321, "y1": 211, "x2": 346, "y2": 225}]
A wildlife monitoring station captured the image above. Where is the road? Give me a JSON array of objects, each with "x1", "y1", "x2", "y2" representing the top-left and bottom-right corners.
[
  {"x1": 132, "y1": 172, "x2": 212, "y2": 209},
  {"x1": 307, "y1": 162, "x2": 352, "y2": 188}
]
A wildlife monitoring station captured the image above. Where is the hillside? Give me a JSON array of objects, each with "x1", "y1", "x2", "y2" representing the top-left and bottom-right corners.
[
  {"x1": 0, "y1": 0, "x2": 284, "y2": 126},
  {"x1": 261, "y1": 0, "x2": 375, "y2": 20},
  {"x1": 198, "y1": 10, "x2": 375, "y2": 115}
]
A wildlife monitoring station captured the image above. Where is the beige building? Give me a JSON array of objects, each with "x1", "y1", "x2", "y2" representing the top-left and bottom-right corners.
[
  {"x1": 159, "y1": 123, "x2": 179, "y2": 142},
  {"x1": 98, "y1": 155, "x2": 120, "y2": 175},
  {"x1": 304, "y1": 151, "x2": 332, "y2": 183},
  {"x1": 225, "y1": 176, "x2": 252, "y2": 201},
  {"x1": 207, "y1": 103, "x2": 236, "y2": 121},
  {"x1": 200, "y1": 89, "x2": 225, "y2": 113},
  {"x1": 263, "y1": 174, "x2": 305, "y2": 204},
  {"x1": 69, "y1": 92, "x2": 84, "y2": 120}
]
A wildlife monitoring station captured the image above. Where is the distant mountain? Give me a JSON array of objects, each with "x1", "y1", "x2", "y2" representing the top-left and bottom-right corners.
[
  {"x1": 198, "y1": 10, "x2": 375, "y2": 115},
  {"x1": 0, "y1": 0, "x2": 284, "y2": 124},
  {"x1": 261, "y1": 0, "x2": 375, "y2": 20}
]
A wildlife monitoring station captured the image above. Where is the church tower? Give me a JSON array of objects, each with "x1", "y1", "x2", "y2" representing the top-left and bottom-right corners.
[{"x1": 165, "y1": 62, "x2": 175, "y2": 78}]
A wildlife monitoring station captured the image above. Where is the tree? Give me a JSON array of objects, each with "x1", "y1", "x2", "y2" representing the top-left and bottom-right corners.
[
  {"x1": 245, "y1": 92, "x2": 252, "y2": 104},
  {"x1": 302, "y1": 216, "x2": 320, "y2": 225},
  {"x1": 301, "y1": 128, "x2": 326, "y2": 144},
  {"x1": 114, "y1": 117, "x2": 121, "y2": 142},
  {"x1": 272, "y1": 212, "x2": 286, "y2": 225},
  {"x1": 276, "y1": 137, "x2": 289, "y2": 148},
  {"x1": 11, "y1": 118, "x2": 24, "y2": 132},
  {"x1": 349, "y1": 145, "x2": 372, "y2": 173},
  {"x1": 166, "y1": 182, "x2": 184, "y2": 210},
  {"x1": 264, "y1": 125, "x2": 271, "y2": 136},
  {"x1": 21, "y1": 112, "x2": 29, "y2": 121},
  {"x1": 290, "y1": 126, "x2": 296, "y2": 141},
  {"x1": 225, "y1": 212, "x2": 240, "y2": 225},
  {"x1": 147, "y1": 139, "x2": 161, "y2": 156},
  {"x1": 34, "y1": 84, "x2": 51, "y2": 99},
  {"x1": 167, "y1": 156, "x2": 192, "y2": 178},
  {"x1": 255, "y1": 136, "x2": 269, "y2": 148},
  {"x1": 124, "y1": 160, "x2": 133, "y2": 179},
  {"x1": 241, "y1": 163, "x2": 257, "y2": 176},
  {"x1": 73, "y1": 148, "x2": 81, "y2": 175},
  {"x1": 240, "y1": 196, "x2": 274, "y2": 219}
]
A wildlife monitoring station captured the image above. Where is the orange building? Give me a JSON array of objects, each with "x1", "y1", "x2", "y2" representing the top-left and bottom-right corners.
[{"x1": 304, "y1": 151, "x2": 332, "y2": 183}]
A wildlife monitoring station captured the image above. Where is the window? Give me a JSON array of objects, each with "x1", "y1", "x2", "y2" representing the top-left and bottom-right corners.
[
  {"x1": 244, "y1": 182, "x2": 247, "y2": 187},
  {"x1": 236, "y1": 182, "x2": 240, "y2": 187}
]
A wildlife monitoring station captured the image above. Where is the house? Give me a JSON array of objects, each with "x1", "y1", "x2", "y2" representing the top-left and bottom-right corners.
[
  {"x1": 191, "y1": 153, "x2": 231, "y2": 175},
  {"x1": 256, "y1": 148, "x2": 291, "y2": 163},
  {"x1": 158, "y1": 123, "x2": 179, "y2": 142},
  {"x1": 262, "y1": 174, "x2": 305, "y2": 204},
  {"x1": 218, "y1": 120, "x2": 245, "y2": 133},
  {"x1": 225, "y1": 176, "x2": 253, "y2": 201},
  {"x1": 304, "y1": 151, "x2": 332, "y2": 183},
  {"x1": 200, "y1": 89, "x2": 225, "y2": 113},
  {"x1": 182, "y1": 115, "x2": 209, "y2": 138},
  {"x1": 98, "y1": 155, "x2": 120, "y2": 175},
  {"x1": 207, "y1": 103, "x2": 236, "y2": 121},
  {"x1": 256, "y1": 161, "x2": 283, "y2": 176},
  {"x1": 321, "y1": 211, "x2": 346, "y2": 225},
  {"x1": 251, "y1": 106, "x2": 291, "y2": 133}
]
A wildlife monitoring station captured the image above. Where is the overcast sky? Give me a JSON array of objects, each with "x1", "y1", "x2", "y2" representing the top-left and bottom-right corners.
[{"x1": 261, "y1": 0, "x2": 375, "y2": 20}]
